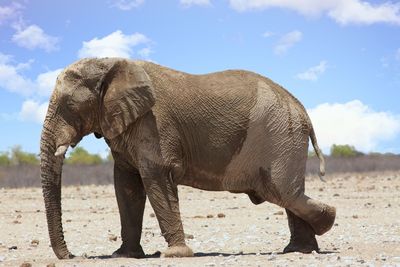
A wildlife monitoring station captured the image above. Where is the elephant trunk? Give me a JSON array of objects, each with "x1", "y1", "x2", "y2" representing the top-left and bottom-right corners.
[{"x1": 40, "y1": 111, "x2": 73, "y2": 259}]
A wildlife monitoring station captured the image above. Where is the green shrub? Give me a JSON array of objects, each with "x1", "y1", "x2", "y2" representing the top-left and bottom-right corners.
[
  {"x1": 330, "y1": 144, "x2": 363, "y2": 157},
  {"x1": 10, "y1": 146, "x2": 39, "y2": 165},
  {"x1": 0, "y1": 152, "x2": 11, "y2": 166},
  {"x1": 65, "y1": 147, "x2": 103, "y2": 165}
]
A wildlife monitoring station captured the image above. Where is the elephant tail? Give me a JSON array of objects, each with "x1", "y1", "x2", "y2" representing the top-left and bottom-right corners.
[{"x1": 309, "y1": 127, "x2": 326, "y2": 182}]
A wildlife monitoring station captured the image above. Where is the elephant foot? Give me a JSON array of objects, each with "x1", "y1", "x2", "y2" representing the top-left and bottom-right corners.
[
  {"x1": 311, "y1": 204, "x2": 336, "y2": 236},
  {"x1": 111, "y1": 245, "x2": 145, "y2": 258},
  {"x1": 283, "y1": 236, "x2": 319, "y2": 254},
  {"x1": 161, "y1": 244, "x2": 194, "y2": 258}
]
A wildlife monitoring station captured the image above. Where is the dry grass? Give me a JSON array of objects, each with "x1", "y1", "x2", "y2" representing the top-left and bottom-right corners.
[
  {"x1": 0, "y1": 163, "x2": 113, "y2": 188},
  {"x1": 1, "y1": 155, "x2": 400, "y2": 188},
  {"x1": 306, "y1": 155, "x2": 400, "y2": 174}
]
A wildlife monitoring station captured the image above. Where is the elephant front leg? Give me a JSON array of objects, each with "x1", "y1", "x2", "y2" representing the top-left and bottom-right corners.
[
  {"x1": 139, "y1": 161, "x2": 193, "y2": 257},
  {"x1": 112, "y1": 160, "x2": 146, "y2": 258}
]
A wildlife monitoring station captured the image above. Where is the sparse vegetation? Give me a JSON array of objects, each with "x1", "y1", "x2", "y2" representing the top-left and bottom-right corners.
[
  {"x1": 105, "y1": 149, "x2": 114, "y2": 162},
  {"x1": 65, "y1": 147, "x2": 103, "y2": 165},
  {"x1": 0, "y1": 151, "x2": 11, "y2": 166},
  {"x1": 10, "y1": 146, "x2": 40, "y2": 165},
  {"x1": 330, "y1": 144, "x2": 363, "y2": 157},
  {"x1": 0, "y1": 146, "x2": 40, "y2": 166}
]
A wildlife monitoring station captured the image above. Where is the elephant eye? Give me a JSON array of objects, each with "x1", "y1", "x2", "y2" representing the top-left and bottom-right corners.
[{"x1": 66, "y1": 100, "x2": 78, "y2": 112}]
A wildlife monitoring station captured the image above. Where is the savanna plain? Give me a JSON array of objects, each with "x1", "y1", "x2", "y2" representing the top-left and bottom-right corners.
[{"x1": 0, "y1": 171, "x2": 399, "y2": 266}]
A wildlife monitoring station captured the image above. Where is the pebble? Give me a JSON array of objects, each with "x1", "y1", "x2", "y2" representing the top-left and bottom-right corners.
[
  {"x1": 20, "y1": 263, "x2": 32, "y2": 267},
  {"x1": 108, "y1": 234, "x2": 117, "y2": 241},
  {"x1": 0, "y1": 256, "x2": 5, "y2": 262},
  {"x1": 268, "y1": 255, "x2": 276, "y2": 261},
  {"x1": 185, "y1": 233, "x2": 194, "y2": 239},
  {"x1": 30, "y1": 239, "x2": 39, "y2": 247}
]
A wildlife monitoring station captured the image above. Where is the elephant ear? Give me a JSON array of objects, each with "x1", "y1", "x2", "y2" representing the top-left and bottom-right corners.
[{"x1": 99, "y1": 59, "x2": 155, "y2": 139}]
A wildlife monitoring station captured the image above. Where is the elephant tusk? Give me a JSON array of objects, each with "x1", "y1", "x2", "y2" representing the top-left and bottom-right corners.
[{"x1": 54, "y1": 145, "x2": 69, "y2": 157}]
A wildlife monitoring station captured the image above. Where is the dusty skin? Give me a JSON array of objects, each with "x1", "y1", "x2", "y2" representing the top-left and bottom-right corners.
[{"x1": 1, "y1": 172, "x2": 399, "y2": 267}]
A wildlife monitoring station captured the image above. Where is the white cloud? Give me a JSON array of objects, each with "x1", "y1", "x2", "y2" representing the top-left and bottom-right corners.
[
  {"x1": 329, "y1": 1, "x2": 400, "y2": 25},
  {"x1": 0, "y1": 54, "x2": 60, "y2": 124},
  {"x1": 228, "y1": 0, "x2": 400, "y2": 25},
  {"x1": 396, "y1": 48, "x2": 400, "y2": 61},
  {"x1": 296, "y1": 61, "x2": 327, "y2": 81},
  {"x1": 12, "y1": 24, "x2": 59, "y2": 52},
  {"x1": 262, "y1": 31, "x2": 274, "y2": 38},
  {"x1": 78, "y1": 30, "x2": 150, "y2": 58},
  {"x1": 308, "y1": 100, "x2": 400, "y2": 153},
  {"x1": 0, "y1": 54, "x2": 36, "y2": 96},
  {"x1": 36, "y1": 69, "x2": 63, "y2": 97},
  {"x1": 0, "y1": 3, "x2": 22, "y2": 25},
  {"x1": 274, "y1": 30, "x2": 302, "y2": 55},
  {"x1": 137, "y1": 47, "x2": 153, "y2": 58},
  {"x1": 0, "y1": 53, "x2": 13, "y2": 64},
  {"x1": 111, "y1": 0, "x2": 145, "y2": 10},
  {"x1": 0, "y1": 53, "x2": 60, "y2": 98},
  {"x1": 180, "y1": 0, "x2": 211, "y2": 7},
  {"x1": 19, "y1": 100, "x2": 48, "y2": 123}
]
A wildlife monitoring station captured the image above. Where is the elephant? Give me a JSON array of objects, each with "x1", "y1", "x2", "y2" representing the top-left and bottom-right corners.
[{"x1": 40, "y1": 57, "x2": 336, "y2": 259}]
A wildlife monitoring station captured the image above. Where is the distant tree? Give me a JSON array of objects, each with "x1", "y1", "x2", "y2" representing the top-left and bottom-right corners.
[
  {"x1": 10, "y1": 146, "x2": 39, "y2": 165},
  {"x1": 105, "y1": 149, "x2": 114, "y2": 162},
  {"x1": 330, "y1": 144, "x2": 363, "y2": 157},
  {"x1": 308, "y1": 150, "x2": 316, "y2": 158},
  {"x1": 0, "y1": 151, "x2": 11, "y2": 166},
  {"x1": 65, "y1": 147, "x2": 103, "y2": 165}
]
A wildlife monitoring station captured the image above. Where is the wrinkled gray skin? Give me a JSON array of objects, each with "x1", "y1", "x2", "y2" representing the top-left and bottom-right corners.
[{"x1": 40, "y1": 58, "x2": 336, "y2": 259}]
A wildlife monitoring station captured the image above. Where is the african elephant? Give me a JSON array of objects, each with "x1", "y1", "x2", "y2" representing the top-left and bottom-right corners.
[{"x1": 40, "y1": 57, "x2": 336, "y2": 259}]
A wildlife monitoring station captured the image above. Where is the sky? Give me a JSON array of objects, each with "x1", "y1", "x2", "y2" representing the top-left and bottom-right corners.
[{"x1": 1, "y1": 0, "x2": 400, "y2": 157}]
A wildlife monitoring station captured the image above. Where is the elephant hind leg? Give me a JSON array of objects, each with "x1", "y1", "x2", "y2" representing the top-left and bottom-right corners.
[
  {"x1": 283, "y1": 209, "x2": 319, "y2": 253},
  {"x1": 287, "y1": 194, "x2": 336, "y2": 236}
]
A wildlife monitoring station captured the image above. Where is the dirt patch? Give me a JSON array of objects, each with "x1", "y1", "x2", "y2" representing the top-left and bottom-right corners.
[{"x1": 0, "y1": 172, "x2": 399, "y2": 266}]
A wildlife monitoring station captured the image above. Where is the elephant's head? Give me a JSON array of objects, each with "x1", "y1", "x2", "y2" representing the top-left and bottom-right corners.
[{"x1": 40, "y1": 58, "x2": 155, "y2": 259}]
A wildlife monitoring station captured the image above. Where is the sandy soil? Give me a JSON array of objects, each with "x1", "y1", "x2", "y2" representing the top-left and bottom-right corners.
[{"x1": 0, "y1": 172, "x2": 399, "y2": 266}]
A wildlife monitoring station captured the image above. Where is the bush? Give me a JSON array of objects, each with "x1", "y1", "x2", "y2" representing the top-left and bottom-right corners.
[
  {"x1": 65, "y1": 147, "x2": 103, "y2": 165},
  {"x1": 330, "y1": 144, "x2": 363, "y2": 157},
  {"x1": 0, "y1": 152, "x2": 11, "y2": 166},
  {"x1": 10, "y1": 146, "x2": 39, "y2": 165}
]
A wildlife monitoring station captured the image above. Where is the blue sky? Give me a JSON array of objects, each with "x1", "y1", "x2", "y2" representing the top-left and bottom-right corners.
[{"x1": 1, "y1": 0, "x2": 400, "y2": 156}]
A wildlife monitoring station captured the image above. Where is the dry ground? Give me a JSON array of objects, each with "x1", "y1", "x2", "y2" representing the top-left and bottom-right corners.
[{"x1": 0, "y1": 172, "x2": 399, "y2": 266}]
